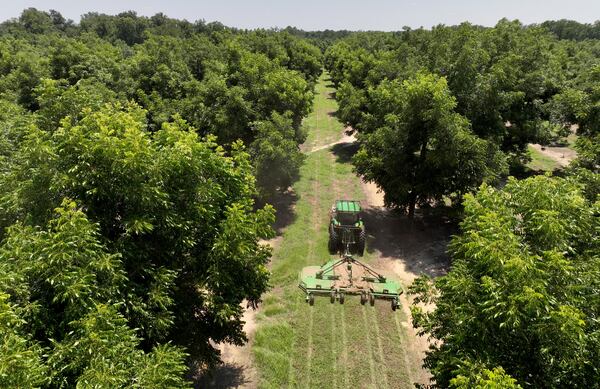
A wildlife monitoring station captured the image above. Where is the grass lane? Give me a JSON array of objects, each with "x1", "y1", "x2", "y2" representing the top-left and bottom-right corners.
[
  {"x1": 253, "y1": 73, "x2": 413, "y2": 389},
  {"x1": 527, "y1": 144, "x2": 560, "y2": 171}
]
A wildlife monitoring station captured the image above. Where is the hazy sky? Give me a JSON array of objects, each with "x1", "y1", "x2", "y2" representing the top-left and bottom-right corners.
[{"x1": 3, "y1": 0, "x2": 600, "y2": 31}]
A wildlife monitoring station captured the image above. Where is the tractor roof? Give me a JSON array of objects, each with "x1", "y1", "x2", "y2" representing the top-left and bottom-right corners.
[{"x1": 335, "y1": 200, "x2": 361, "y2": 213}]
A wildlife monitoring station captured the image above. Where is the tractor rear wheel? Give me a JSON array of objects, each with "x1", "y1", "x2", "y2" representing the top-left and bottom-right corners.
[
  {"x1": 328, "y1": 225, "x2": 338, "y2": 254},
  {"x1": 391, "y1": 299, "x2": 398, "y2": 311},
  {"x1": 339, "y1": 292, "x2": 345, "y2": 304},
  {"x1": 360, "y1": 291, "x2": 367, "y2": 305},
  {"x1": 369, "y1": 293, "x2": 375, "y2": 306},
  {"x1": 357, "y1": 228, "x2": 366, "y2": 256}
]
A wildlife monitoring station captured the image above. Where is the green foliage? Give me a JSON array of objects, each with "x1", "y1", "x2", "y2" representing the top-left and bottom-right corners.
[
  {"x1": 450, "y1": 365, "x2": 522, "y2": 389},
  {"x1": 353, "y1": 72, "x2": 506, "y2": 215},
  {"x1": 0, "y1": 293, "x2": 48, "y2": 387},
  {"x1": 572, "y1": 65, "x2": 600, "y2": 171},
  {"x1": 0, "y1": 102, "x2": 278, "y2": 382},
  {"x1": 0, "y1": 7, "x2": 322, "y2": 385},
  {"x1": 0, "y1": 200, "x2": 190, "y2": 387},
  {"x1": 410, "y1": 175, "x2": 600, "y2": 388},
  {"x1": 325, "y1": 20, "x2": 600, "y2": 173},
  {"x1": 541, "y1": 19, "x2": 600, "y2": 41},
  {"x1": 0, "y1": 10, "x2": 322, "y2": 196},
  {"x1": 48, "y1": 304, "x2": 189, "y2": 387},
  {"x1": 35, "y1": 78, "x2": 117, "y2": 131},
  {"x1": 251, "y1": 112, "x2": 306, "y2": 196}
]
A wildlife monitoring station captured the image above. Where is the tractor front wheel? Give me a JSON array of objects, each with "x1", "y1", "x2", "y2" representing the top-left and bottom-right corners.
[
  {"x1": 391, "y1": 299, "x2": 398, "y2": 311},
  {"x1": 330, "y1": 291, "x2": 336, "y2": 304},
  {"x1": 369, "y1": 293, "x2": 375, "y2": 306},
  {"x1": 308, "y1": 294, "x2": 314, "y2": 306},
  {"x1": 339, "y1": 292, "x2": 345, "y2": 304},
  {"x1": 360, "y1": 291, "x2": 367, "y2": 305}
]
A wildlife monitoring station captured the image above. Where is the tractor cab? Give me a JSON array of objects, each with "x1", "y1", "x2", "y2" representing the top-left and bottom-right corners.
[{"x1": 329, "y1": 200, "x2": 365, "y2": 256}]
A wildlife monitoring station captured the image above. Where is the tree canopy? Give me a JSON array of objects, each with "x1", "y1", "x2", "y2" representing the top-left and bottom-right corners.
[
  {"x1": 410, "y1": 175, "x2": 600, "y2": 387},
  {"x1": 325, "y1": 19, "x2": 600, "y2": 215},
  {"x1": 0, "y1": 7, "x2": 323, "y2": 386},
  {"x1": 353, "y1": 72, "x2": 506, "y2": 215}
]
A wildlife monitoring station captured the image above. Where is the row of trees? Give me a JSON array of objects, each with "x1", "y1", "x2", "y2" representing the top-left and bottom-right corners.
[
  {"x1": 411, "y1": 175, "x2": 599, "y2": 388},
  {"x1": 1, "y1": 8, "x2": 323, "y2": 195},
  {"x1": 541, "y1": 19, "x2": 600, "y2": 41},
  {"x1": 325, "y1": 19, "x2": 599, "y2": 213},
  {"x1": 325, "y1": 20, "x2": 599, "y2": 387},
  {"x1": 0, "y1": 9, "x2": 323, "y2": 387}
]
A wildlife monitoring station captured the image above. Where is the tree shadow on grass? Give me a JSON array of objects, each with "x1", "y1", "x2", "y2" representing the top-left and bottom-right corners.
[
  {"x1": 362, "y1": 207, "x2": 457, "y2": 279},
  {"x1": 510, "y1": 164, "x2": 566, "y2": 180},
  {"x1": 193, "y1": 362, "x2": 251, "y2": 389},
  {"x1": 331, "y1": 141, "x2": 359, "y2": 164},
  {"x1": 257, "y1": 188, "x2": 299, "y2": 235}
]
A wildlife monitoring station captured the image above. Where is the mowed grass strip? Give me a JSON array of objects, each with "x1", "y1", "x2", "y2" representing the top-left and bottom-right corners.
[
  {"x1": 254, "y1": 74, "x2": 414, "y2": 389},
  {"x1": 303, "y1": 74, "x2": 344, "y2": 150}
]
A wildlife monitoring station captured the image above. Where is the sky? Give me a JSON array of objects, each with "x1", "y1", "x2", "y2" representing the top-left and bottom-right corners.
[{"x1": 2, "y1": 0, "x2": 600, "y2": 31}]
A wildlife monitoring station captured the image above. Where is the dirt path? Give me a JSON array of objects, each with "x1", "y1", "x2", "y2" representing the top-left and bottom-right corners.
[
  {"x1": 529, "y1": 143, "x2": 576, "y2": 167},
  {"x1": 305, "y1": 131, "x2": 356, "y2": 154},
  {"x1": 197, "y1": 306, "x2": 259, "y2": 388}
]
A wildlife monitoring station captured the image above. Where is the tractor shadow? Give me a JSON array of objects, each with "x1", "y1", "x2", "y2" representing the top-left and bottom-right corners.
[{"x1": 362, "y1": 207, "x2": 456, "y2": 280}]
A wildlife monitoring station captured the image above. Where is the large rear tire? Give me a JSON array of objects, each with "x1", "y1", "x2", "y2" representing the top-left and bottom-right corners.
[
  {"x1": 328, "y1": 225, "x2": 338, "y2": 254},
  {"x1": 357, "y1": 228, "x2": 366, "y2": 256}
]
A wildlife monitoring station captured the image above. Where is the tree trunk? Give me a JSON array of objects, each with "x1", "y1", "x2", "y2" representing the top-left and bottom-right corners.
[{"x1": 407, "y1": 192, "x2": 416, "y2": 219}]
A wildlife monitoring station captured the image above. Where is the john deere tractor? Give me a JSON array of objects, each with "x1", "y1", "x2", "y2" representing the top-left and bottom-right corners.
[
  {"x1": 299, "y1": 199, "x2": 403, "y2": 310},
  {"x1": 328, "y1": 200, "x2": 366, "y2": 256}
]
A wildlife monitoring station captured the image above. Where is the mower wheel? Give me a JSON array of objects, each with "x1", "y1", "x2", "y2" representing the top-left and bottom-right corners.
[
  {"x1": 330, "y1": 291, "x2": 336, "y2": 304},
  {"x1": 360, "y1": 291, "x2": 367, "y2": 305},
  {"x1": 308, "y1": 294, "x2": 314, "y2": 306},
  {"x1": 391, "y1": 299, "x2": 398, "y2": 311},
  {"x1": 369, "y1": 293, "x2": 375, "y2": 306},
  {"x1": 339, "y1": 292, "x2": 345, "y2": 304}
]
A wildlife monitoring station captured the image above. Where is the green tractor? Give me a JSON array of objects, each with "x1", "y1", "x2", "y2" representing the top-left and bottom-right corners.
[
  {"x1": 328, "y1": 200, "x2": 366, "y2": 256},
  {"x1": 298, "y1": 199, "x2": 403, "y2": 310}
]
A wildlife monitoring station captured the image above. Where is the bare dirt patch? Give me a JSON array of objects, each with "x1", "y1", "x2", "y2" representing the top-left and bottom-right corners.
[
  {"x1": 529, "y1": 143, "x2": 577, "y2": 167},
  {"x1": 306, "y1": 131, "x2": 356, "y2": 154},
  {"x1": 196, "y1": 304, "x2": 259, "y2": 388}
]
